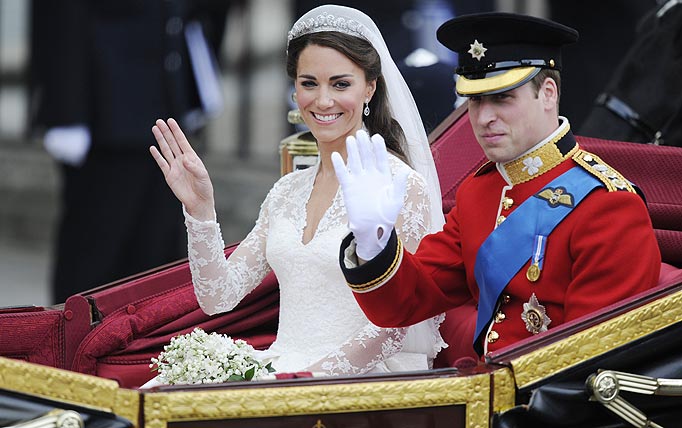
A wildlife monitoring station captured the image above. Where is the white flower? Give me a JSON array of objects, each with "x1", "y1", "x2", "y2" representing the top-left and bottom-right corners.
[
  {"x1": 522, "y1": 156, "x2": 543, "y2": 176},
  {"x1": 150, "y1": 327, "x2": 275, "y2": 385}
]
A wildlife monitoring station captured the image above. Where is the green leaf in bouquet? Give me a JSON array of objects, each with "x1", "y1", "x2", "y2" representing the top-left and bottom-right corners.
[
  {"x1": 244, "y1": 366, "x2": 256, "y2": 381},
  {"x1": 228, "y1": 374, "x2": 245, "y2": 382}
]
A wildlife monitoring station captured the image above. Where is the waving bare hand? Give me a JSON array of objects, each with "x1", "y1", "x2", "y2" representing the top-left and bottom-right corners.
[{"x1": 150, "y1": 118, "x2": 215, "y2": 221}]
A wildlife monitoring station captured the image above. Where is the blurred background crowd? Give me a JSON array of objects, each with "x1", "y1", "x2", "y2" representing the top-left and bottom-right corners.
[{"x1": 0, "y1": 0, "x2": 659, "y2": 306}]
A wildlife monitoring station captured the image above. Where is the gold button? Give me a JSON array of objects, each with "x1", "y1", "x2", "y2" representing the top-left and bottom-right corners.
[
  {"x1": 502, "y1": 197, "x2": 514, "y2": 210},
  {"x1": 496, "y1": 216, "x2": 506, "y2": 225},
  {"x1": 495, "y1": 311, "x2": 506, "y2": 323},
  {"x1": 502, "y1": 294, "x2": 511, "y2": 304},
  {"x1": 487, "y1": 330, "x2": 499, "y2": 343}
]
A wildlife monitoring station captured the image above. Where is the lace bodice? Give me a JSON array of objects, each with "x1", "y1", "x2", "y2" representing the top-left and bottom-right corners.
[{"x1": 186, "y1": 155, "x2": 445, "y2": 375}]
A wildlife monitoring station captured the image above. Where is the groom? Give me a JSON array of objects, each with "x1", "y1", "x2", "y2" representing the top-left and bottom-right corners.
[{"x1": 331, "y1": 12, "x2": 661, "y2": 356}]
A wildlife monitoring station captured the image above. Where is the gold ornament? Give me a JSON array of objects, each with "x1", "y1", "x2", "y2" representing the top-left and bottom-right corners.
[{"x1": 526, "y1": 263, "x2": 541, "y2": 282}]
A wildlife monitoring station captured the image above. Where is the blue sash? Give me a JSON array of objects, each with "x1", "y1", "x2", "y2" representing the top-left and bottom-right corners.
[{"x1": 472, "y1": 167, "x2": 603, "y2": 350}]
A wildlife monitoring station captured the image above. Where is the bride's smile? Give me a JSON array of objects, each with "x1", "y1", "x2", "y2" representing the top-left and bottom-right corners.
[{"x1": 295, "y1": 44, "x2": 375, "y2": 149}]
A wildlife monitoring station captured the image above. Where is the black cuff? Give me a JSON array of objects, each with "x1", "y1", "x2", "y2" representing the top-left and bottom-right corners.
[{"x1": 339, "y1": 229, "x2": 402, "y2": 292}]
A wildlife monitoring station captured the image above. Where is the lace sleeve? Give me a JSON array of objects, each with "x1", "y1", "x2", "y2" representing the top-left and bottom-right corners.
[
  {"x1": 185, "y1": 193, "x2": 272, "y2": 316},
  {"x1": 304, "y1": 324, "x2": 408, "y2": 375},
  {"x1": 395, "y1": 169, "x2": 432, "y2": 253}
]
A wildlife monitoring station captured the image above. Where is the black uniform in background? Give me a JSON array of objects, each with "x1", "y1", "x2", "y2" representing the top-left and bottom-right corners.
[{"x1": 30, "y1": 0, "x2": 230, "y2": 303}]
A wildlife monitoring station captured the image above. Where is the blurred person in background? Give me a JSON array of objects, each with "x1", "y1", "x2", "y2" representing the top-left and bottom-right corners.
[{"x1": 30, "y1": 0, "x2": 231, "y2": 304}]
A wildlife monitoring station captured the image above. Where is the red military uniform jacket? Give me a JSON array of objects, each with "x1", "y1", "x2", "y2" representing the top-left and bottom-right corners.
[{"x1": 341, "y1": 124, "x2": 661, "y2": 356}]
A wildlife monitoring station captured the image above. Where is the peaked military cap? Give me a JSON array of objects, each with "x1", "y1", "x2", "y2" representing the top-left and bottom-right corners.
[{"x1": 437, "y1": 12, "x2": 578, "y2": 96}]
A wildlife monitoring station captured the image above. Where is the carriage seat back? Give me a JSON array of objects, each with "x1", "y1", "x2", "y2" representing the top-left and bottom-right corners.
[{"x1": 64, "y1": 244, "x2": 279, "y2": 388}]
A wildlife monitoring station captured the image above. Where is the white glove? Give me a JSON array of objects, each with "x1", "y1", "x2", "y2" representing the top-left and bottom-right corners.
[
  {"x1": 332, "y1": 130, "x2": 409, "y2": 260},
  {"x1": 44, "y1": 125, "x2": 91, "y2": 167}
]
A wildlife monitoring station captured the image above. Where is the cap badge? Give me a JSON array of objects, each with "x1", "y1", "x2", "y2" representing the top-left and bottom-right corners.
[
  {"x1": 521, "y1": 293, "x2": 551, "y2": 334},
  {"x1": 468, "y1": 39, "x2": 487, "y2": 61}
]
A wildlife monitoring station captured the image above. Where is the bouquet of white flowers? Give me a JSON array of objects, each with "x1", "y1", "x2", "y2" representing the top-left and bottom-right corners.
[{"x1": 150, "y1": 327, "x2": 275, "y2": 385}]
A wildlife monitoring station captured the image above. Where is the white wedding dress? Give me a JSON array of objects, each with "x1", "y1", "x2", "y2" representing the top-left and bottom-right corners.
[{"x1": 182, "y1": 155, "x2": 446, "y2": 376}]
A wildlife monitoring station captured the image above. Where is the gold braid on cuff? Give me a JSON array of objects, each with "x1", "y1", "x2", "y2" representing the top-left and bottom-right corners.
[{"x1": 347, "y1": 238, "x2": 403, "y2": 293}]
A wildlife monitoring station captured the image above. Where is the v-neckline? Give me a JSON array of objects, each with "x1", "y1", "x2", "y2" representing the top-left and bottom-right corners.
[{"x1": 300, "y1": 162, "x2": 340, "y2": 246}]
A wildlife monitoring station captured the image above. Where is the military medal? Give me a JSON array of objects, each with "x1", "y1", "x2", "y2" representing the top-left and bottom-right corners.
[
  {"x1": 526, "y1": 263, "x2": 541, "y2": 282},
  {"x1": 526, "y1": 234, "x2": 547, "y2": 283},
  {"x1": 521, "y1": 293, "x2": 551, "y2": 334}
]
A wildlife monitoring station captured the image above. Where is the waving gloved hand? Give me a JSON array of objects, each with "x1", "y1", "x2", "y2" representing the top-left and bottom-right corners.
[{"x1": 331, "y1": 130, "x2": 409, "y2": 260}]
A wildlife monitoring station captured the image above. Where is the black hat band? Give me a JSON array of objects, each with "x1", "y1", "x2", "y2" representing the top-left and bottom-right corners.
[{"x1": 457, "y1": 59, "x2": 556, "y2": 78}]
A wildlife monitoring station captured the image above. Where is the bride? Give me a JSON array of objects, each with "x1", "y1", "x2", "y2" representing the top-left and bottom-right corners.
[{"x1": 148, "y1": 4, "x2": 447, "y2": 379}]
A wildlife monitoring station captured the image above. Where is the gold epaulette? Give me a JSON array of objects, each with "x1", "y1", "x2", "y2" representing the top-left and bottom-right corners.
[
  {"x1": 474, "y1": 161, "x2": 495, "y2": 176},
  {"x1": 572, "y1": 149, "x2": 636, "y2": 193}
]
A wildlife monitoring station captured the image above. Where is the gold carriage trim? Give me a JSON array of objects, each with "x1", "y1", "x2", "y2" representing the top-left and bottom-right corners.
[
  {"x1": 0, "y1": 357, "x2": 140, "y2": 426},
  {"x1": 572, "y1": 150, "x2": 636, "y2": 193},
  {"x1": 143, "y1": 372, "x2": 495, "y2": 428},
  {"x1": 502, "y1": 124, "x2": 575, "y2": 185},
  {"x1": 347, "y1": 238, "x2": 404, "y2": 293},
  {"x1": 509, "y1": 287, "x2": 682, "y2": 389},
  {"x1": 493, "y1": 367, "x2": 516, "y2": 413}
]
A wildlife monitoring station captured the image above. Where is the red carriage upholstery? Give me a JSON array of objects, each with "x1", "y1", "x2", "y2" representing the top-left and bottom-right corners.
[
  {"x1": 0, "y1": 306, "x2": 66, "y2": 368},
  {"x1": 430, "y1": 105, "x2": 682, "y2": 367},
  {"x1": 62, "y1": 243, "x2": 280, "y2": 388}
]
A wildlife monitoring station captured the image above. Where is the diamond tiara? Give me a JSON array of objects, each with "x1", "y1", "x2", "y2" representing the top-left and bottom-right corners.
[{"x1": 287, "y1": 12, "x2": 368, "y2": 44}]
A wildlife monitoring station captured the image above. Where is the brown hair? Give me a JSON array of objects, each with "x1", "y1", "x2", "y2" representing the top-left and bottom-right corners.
[
  {"x1": 286, "y1": 31, "x2": 408, "y2": 163},
  {"x1": 530, "y1": 68, "x2": 562, "y2": 109}
]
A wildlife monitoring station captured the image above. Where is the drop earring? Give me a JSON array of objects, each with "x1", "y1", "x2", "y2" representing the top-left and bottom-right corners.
[{"x1": 363, "y1": 98, "x2": 370, "y2": 116}]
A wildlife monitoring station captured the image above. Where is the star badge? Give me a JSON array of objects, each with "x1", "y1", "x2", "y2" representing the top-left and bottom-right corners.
[
  {"x1": 521, "y1": 293, "x2": 551, "y2": 334},
  {"x1": 468, "y1": 39, "x2": 487, "y2": 61}
]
